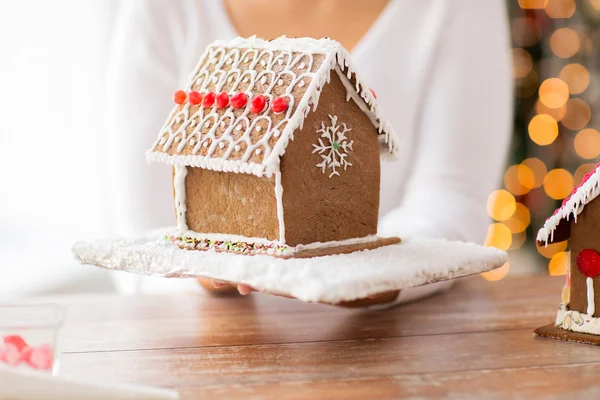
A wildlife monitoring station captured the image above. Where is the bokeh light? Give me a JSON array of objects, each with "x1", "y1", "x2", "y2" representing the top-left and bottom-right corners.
[
  {"x1": 561, "y1": 98, "x2": 591, "y2": 130},
  {"x1": 485, "y1": 223, "x2": 513, "y2": 251},
  {"x1": 512, "y1": 48, "x2": 534, "y2": 79},
  {"x1": 550, "y1": 28, "x2": 580, "y2": 58},
  {"x1": 574, "y1": 128, "x2": 600, "y2": 159},
  {"x1": 590, "y1": 0, "x2": 600, "y2": 11},
  {"x1": 545, "y1": 0, "x2": 576, "y2": 18},
  {"x1": 503, "y1": 202, "x2": 532, "y2": 233},
  {"x1": 537, "y1": 240, "x2": 568, "y2": 258},
  {"x1": 522, "y1": 158, "x2": 548, "y2": 188},
  {"x1": 504, "y1": 164, "x2": 535, "y2": 195},
  {"x1": 519, "y1": 0, "x2": 548, "y2": 8},
  {"x1": 549, "y1": 251, "x2": 569, "y2": 276},
  {"x1": 574, "y1": 163, "x2": 597, "y2": 183},
  {"x1": 543, "y1": 169, "x2": 574, "y2": 199},
  {"x1": 559, "y1": 63, "x2": 590, "y2": 94},
  {"x1": 487, "y1": 190, "x2": 517, "y2": 221},
  {"x1": 538, "y1": 78, "x2": 570, "y2": 108},
  {"x1": 528, "y1": 114, "x2": 559, "y2": 145},
  {"x1": 481, "y1": 262, "x2": 510, "y2": 281},
  {"x1": 512, "y1": 17, "x2": 542, "y2": 47},
  {"x1": 536, "y1": 99, "x2": 567, "y2": 121}
]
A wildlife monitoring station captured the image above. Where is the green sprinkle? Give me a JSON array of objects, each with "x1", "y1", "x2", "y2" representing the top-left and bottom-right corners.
[{"x1": 333, "y1": 141, "x2": 340, "y2": 150}]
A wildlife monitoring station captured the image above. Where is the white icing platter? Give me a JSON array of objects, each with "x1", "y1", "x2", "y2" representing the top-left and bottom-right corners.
[{"x1": 72, "y1": 230, "x2": 507, "y2": 304}]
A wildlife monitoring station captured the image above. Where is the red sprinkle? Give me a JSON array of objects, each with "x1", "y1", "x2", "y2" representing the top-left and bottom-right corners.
[
  {"x1": 173, "y1": 90, "x2": 187, "y2": 105},
  {"x1": 202, "y1": 92, "x2": 216, "y2": 108},
  {"x1": 577, "y1": 249, "x2": 600, "y2": 278},
  {"x1": 216, "y1": 92, "x2": 230, "y2": 108},
  {"x1": 250, "y1": 95, "x2": 267, "y2": 113},
  {"x1": 230, "y1": 92, "x2": 248, "y2": 109},
  {"x1": 271, "y1": 97, "x2": 289, "y2": 114},
  {"x1": 369, "y1": 88, "x2": 377, "y2": 99},
  {"x1": 4, "y1": 335, "x2": 28, "y2": 352},
  {"x1": 189, "y1": 91, "x2": 202, "y2": 105}
]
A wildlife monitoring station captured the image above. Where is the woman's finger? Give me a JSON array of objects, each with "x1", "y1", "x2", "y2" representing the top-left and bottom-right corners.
[{"x1": 238, "y1": 284, "x2": 253, "y2": 295}]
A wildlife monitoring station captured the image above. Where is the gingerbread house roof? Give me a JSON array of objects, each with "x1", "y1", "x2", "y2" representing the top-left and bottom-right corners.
[
  {"x1": 537, "y1": 163, "x2": 600, "y2": 245},
  {"x1": 145, "y1": 36, "x2": 399, "y2": 178}
]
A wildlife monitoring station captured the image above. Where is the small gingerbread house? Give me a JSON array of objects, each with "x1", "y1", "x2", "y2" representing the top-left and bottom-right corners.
[
  {"x1": 536, "y1": 164, "x2": 600, "y2": 342},
  {"x1": 146, "y1": 36, "x2": 400, "y2": 258}
]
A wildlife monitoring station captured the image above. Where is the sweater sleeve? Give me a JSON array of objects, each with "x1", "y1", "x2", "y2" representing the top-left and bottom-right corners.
[
  {"x1": 379, "y1": 0, "x2": 512, "y2": 244},
  {"x1": 104, "y1": 0, "x2": 188, "y2": 235}
]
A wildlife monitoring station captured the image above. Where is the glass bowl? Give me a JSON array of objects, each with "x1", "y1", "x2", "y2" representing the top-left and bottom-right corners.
[{"x1": 0, "y1": 304, "x2": 64, "y2": 375}]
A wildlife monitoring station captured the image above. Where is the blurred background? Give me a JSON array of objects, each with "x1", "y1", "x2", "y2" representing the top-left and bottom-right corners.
[{"x1": 0, "y1": 0, "x2": 596, "y2": 295}]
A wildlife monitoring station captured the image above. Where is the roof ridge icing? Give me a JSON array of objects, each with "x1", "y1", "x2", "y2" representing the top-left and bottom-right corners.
[
  {"x1": 146, "y1": 35, "x2": 399, "y2": 178},
  {"x1": 537, "y1": 163, "x2": 600, "y2": 244}
]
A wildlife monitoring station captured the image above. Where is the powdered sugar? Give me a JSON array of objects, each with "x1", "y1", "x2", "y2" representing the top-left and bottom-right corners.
[{"x1": 72, "y1": 231, "x2": 507, "y2": 303}]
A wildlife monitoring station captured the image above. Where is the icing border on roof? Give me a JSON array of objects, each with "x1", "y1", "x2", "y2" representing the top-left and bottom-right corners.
[
  {"x1": 146, "y1": 36, "x2": 399, "y2": 177},
  {"x1": 537, "y1": 164, "x2": 600, "y2": 245}
]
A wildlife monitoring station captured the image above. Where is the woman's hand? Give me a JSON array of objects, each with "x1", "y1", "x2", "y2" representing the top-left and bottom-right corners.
[{"x1": 199, "y1": 279, "x2": 399, "y2": 306}]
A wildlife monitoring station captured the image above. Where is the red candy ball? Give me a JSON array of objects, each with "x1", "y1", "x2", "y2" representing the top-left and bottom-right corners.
[
  {"x1": 230, "y1": 92, "x2": 248, "y2": 109},
  {"x1": 4, "y1": 335, "x2": 28, "y2": 352},
  {"x1": 250, "y1": 95, "x2": 267, "y2": 113},
  {"x1": 216, "y1": 92, "x2": 230, "y2": 108},
  {"x1": 271, "y1": 96, "x2": 288, "y2": 114},
  {"x1": 173, "y1": 90, "x2": 187, "y2": 105},
  {"x1": 202, "y1": 92, "x2": 216, "y2": 108},
  {"x1": 577, "y1": 249, "x2": 600, "y2": 278},
  {"x1": 369, "y1": 88, "x2": 377, "y2": 99},
  {"x1": 189, "y1": 91, "x2": 202, "y2": 105}
]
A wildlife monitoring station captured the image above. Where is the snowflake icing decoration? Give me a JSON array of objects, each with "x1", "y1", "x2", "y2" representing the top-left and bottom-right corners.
[{"x1": 312, "y1": 115, "x2": 354, "y2": 178}]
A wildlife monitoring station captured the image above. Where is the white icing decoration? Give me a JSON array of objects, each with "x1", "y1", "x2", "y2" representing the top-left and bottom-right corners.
[
  {"x1": 190, "y1": 120, "x2": 196, "y2": 127},
  {"x1": 278, "y1": 79, "x2": 283, "y2": 86},
  {"x1": 274, "y1": 170, "x2": 285, "y2": 243},
  {"x1": 298, "y1": 62, "x2": 306, "y2": 69},
  {"x1": 159, "y1": 137, "x2": 166, "y2": 145},
  {"x1": 260, "y1": 76, "x2": 267, "y2": 85},
  {"x1": 556, "y1": 306, "x2": 600, "y2": 335},
  {"x1": 256, "y1": 126, "x2": 262, "y2": 132},
  {"x1": 235, "y1": 145, "x2": 241, "y2": 151},
  {"x1": 175, "y1": 116, "x2": 182, "y2": 124},
  {"x1": 260, "y1": 60, "x2": 266, "y2": 67},
  {"x1": 147, "y1": 36, "x2": 399, "y2": 178},
  {"x1": 219, "y1": 142, "x2": 225, "y2": 149},
  {"x1": 236, "y1": 125, "x2": 242, "y2": 131},
  {"x1": 537, "y1": 165, "x2": 600, "y2": 245},
  {"x1": 255, "y1": 149, "x2": 262, "y2": 155},
  {"x1": 203, "y1": 142, "x2": 208, "y2": 148},
  {"x1": 312, "y1": 115, "x2": 353, "y2": 178},
  {"x1": 273, "y1": 130, "x2": 280, "y2": 138},
  {"x1": 588, "y1": 277, "x2": 596, "y2": 316},
  {"x1": 190, "y1": 139, "x2": 196, "y2": 146},
  {"x1": 173, "y1": 166, "x2": 188, "y2": 232},
  {"x1": 220, "y1": 121, "x2": 226, "y2": 128},
  {"x1": 210, "y1": 58, "x2": 217, "y2": 64},
  {"x1": 228, "y1": 76, "x2": 234, "y2": 83},
  {"x1": 175, "y1": 137, "x2": 181, "y2": 143}
]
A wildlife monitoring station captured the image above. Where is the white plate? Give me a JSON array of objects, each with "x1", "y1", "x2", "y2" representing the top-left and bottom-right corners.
[{"x1": 72, "y1": 231, "x2": 507, "y2": 304}]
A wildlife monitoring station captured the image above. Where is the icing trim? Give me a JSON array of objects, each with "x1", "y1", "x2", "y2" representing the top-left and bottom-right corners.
[
  {"x1": 556, "y1": 305, "x2": 600, "y2": 335},
  {"x1": 588, "y1": 277, "x2": 596, "y2": 316},
  {"x1": 274, "y1": 169, "x2": 286, "y2": 242},
  {"x1": 537, "y1": 164, "x2": 600, "y2": 244},
  {"x1": 173, "y1": 166, "x2": 188, "y2": 232}
]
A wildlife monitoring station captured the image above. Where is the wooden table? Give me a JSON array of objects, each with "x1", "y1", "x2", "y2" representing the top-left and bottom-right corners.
[{"x1": 54, "y1": 275, "x2": 600, "y2": 399}]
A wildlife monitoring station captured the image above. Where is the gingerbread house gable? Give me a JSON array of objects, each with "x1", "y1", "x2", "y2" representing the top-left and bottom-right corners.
[
  {"x1": 537, "y1": 164, "x2": 600, "y2": 245},
  {"x1": 145, "y1": 36, "x2": 399, "y2": 178}
]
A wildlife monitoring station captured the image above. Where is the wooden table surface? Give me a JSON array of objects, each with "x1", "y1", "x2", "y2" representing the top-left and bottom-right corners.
[{"x1": 52, "y1": 275, "x2": 600, "y2": 399}]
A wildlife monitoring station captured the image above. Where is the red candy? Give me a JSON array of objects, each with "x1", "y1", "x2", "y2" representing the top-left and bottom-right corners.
[
  {"x1": 216, "y1": 92, "x2": 230, "y2": 108},
  {"x1": 189, "y1": 91, "x2": 202, "y2": 105},
  {"x1": 202, "y1": 92, "x2": 216, "y2": 107},
  {"x1": 369, "y1": 88, "x2": 377, "y2": 99},
  {"x1": 29, "y1": 344, "x2": 53, "y2": 371},
  {"x1": 4, "y1": 344, "x2": 21, "y2": 366},
  {"x1": 271, "y1": 97, "x2": 288, "y2": 114},
  {"x1": 4, "y1": 335, "x2": 28, "y2": 352},
  {"x1": 173, "y1": 90, "x2": 187, "y2": 105},
  {"x1": 250, "y1": 95, "x2": 267, "y2": 113},
  {"x1": 577, "y1": 249, "x2": 600, "y2": 278},
  {"x1": 231, "y1": 92, "x2": 248, "y2": 109}
]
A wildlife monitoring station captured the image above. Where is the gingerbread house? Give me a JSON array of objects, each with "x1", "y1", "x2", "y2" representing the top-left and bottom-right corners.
[
  {"x1": 146, "y1": 36, "x2": 400, "y2": 258},
  {"x1": 536, "y1": 163, "x2": 600, "y2": 343}
]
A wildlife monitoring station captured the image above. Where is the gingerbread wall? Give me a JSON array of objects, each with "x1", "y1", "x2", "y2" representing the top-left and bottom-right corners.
[
  {"x1": 182, "y1": 167, "x2": 279, "y2": 240},
  {"x1": 569, "y1": 198, "x2": 600, "y2": 316},
  {"x1": 279, "y1": 72, "x2": 381, "y2": 246}
]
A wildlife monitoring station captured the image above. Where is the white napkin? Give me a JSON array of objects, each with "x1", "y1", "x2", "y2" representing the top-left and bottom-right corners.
[{"x1": 0, "y1": 366, "x2": 179, "y2": 400}]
